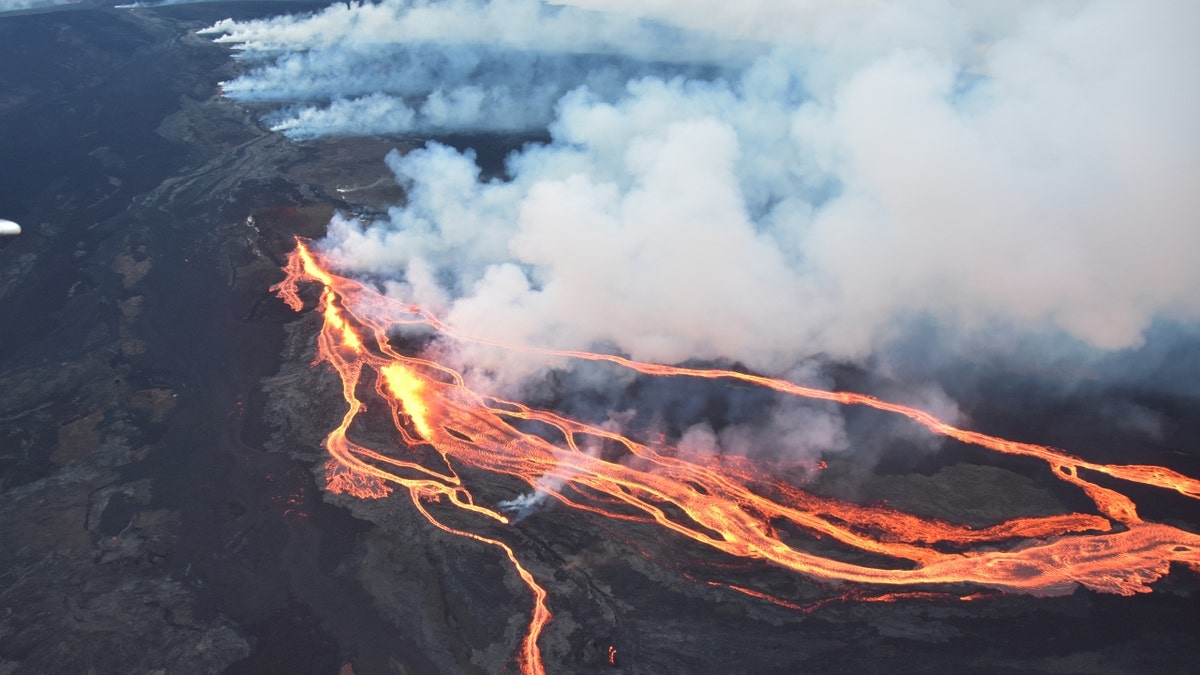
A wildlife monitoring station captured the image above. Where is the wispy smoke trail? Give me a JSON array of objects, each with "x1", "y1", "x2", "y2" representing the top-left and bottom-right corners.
[
  {"x1": 208, "y1": 0, "x2": 1200, "y2": 439},
  {"x1": 201, "y1": 0, "x2": 756, "y2": 137}
]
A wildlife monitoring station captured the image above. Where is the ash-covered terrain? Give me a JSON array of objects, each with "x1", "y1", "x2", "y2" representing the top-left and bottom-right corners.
[{"x1": 1, "y1": 3, "x2": 1198, "y2": 675}]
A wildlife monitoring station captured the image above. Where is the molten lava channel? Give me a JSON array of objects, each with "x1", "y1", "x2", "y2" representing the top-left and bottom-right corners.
[{"x1": 275, "y1": 239, "x2": 1200, "y2": 675}]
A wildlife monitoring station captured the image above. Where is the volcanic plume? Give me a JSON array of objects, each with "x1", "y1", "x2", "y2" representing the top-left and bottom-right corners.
[{"x1": 205, "y1": 0, "x2": 1200, "y2": 377}]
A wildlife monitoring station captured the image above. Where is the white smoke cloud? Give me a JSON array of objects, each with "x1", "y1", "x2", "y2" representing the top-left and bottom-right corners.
[
  {"x1": 210, "y1": 0, "x2": 1200, "y2": 421},
  {"x1": 204, "y1": 0, "x2": 758, "y2": 59}
]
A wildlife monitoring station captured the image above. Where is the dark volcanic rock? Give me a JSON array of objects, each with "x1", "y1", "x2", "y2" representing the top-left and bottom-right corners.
[{"x1": 0, "y1": 4, "x2": 419, "y2": 674}]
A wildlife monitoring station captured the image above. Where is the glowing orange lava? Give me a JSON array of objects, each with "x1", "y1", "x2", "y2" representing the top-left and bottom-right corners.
[{"x1": 275, "y1": 238, "x2": 1200, "y2": 675}]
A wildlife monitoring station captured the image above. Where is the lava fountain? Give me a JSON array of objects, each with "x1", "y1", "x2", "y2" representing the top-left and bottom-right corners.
[{"x1": 275, "y1": 239, "x2": 1200, "y2": 675}]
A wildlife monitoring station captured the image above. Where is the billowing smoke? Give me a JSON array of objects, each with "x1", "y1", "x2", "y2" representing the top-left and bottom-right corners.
[{"x1": 207, "y1": 0, "x2": 1200, "y2": 461}]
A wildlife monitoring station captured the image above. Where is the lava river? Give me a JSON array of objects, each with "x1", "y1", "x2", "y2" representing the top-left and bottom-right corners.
[{"x1": 274, "y1": 239, "x2": 1200, "y2": 675}]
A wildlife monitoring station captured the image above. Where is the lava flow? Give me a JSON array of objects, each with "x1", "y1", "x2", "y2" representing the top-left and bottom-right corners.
[{"x1": 275, "y1": 238, "x2": 1200, "y2": 675}]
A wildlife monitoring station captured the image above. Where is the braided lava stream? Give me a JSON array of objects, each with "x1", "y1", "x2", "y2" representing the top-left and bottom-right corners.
[{"x1": 275, "y1": 239, "x2": 1200, "y2": 675}]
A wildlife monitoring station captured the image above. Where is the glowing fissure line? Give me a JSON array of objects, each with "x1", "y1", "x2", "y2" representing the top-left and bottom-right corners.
[
  {"x1": 275, "y1": 239, "x2": 1200, "y2": 675},
  {"x1": 713, "y1": 581, "x2": 992, "y2": 613}
]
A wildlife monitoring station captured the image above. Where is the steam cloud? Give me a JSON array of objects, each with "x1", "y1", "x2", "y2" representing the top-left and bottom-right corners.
[{"x1": 207, "y1": 0, "x2": 1200, "y2": 455}]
